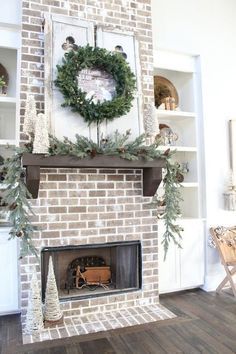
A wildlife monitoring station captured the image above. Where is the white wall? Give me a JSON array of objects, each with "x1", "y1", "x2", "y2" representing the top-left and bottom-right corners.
[
  {"x1": 152, "y1": 0, "x2": 236, "y2": 290},
  {"x1": 0, "y1": 0, "x2": 21, "y2": 25}
]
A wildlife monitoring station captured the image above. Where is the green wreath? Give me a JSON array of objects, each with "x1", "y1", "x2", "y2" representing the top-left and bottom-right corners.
[{"x1": 55, "y1": 45, "x2": 136, "y2": 125}]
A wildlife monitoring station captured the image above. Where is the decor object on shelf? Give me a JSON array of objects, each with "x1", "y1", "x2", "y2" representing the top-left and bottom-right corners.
[
  {"x1": 2, "y1": 131, "x2": 183, "y2": 259},
  {"x1": 25, "y1": 268, "x2": 44, "y2": 334},
  {"x1": 0, "y1": 64, "x2": 8, "y2": 95},
  {"x1": 23, "y1": 95, "x2": 37, "y2": 138},
  {"x1": 0, "y1": 193, "x2": 9, "y2": 223},
  {"x1": 154, "y1": 76, "x2": 179, "y2": 109},
  {"x1": 144, "y1": 103, "x2": 160, "y2": 143},
  {"x1": 224, "y1": 121, "x2": 236, "y2": 211},
  {"x1": 44, "y1": 256, "x2": 63, "y2": 323},
  {"x1": 210, "y1": 226, "x2": 236, "y2": 298},
  {"x1": 223, "y1": 171, "x2": 236, "y2": 211},
  {"x1": 55, "y1": 45, "x2": 136, "y2": 125},
  {"x1": 156, "y1": 195, "x2": 166, "y2": 218},
  {"x1": 158, "y1": 124, "x2": 178, "y2": 146},
  {"x1": 33, "y1": 113, "x2": 50, "y2": 154},
  {"x1": 181, "y1": 162, "x2": 189, "y2": 175},
  {"x1": 229, "y1": 120, "x2": 236, "y2": 175}
]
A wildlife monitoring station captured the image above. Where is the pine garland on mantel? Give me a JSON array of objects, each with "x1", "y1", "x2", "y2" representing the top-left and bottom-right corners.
[{"x1": 1, "y1": 131, "x2": 183, "y2": 259}]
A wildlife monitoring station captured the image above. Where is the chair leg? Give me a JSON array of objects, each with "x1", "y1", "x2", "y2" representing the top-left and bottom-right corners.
[
  {"x1": 216, "y1": 275, "x2": 229, "y2": 293},
  {"x1": 216, "y1": 266, "x2": 236, "y2": 296},
  {"x1": 225, "y1": 266, "x2": 236, "y2": 298}
]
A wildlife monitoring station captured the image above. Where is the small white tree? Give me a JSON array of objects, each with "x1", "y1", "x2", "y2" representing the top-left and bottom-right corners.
[
  {"x1": 25, "y1": 269, "x2": 44, "y2": 334},
  {"x1": 33, "y1": 113, "x2": 50, "y2": 154},
  {"x1": 144, "y1": 103, "x2": 160, "y2": 142},
  {"x1": 23, "y1": 95, "x2": 37, "y2": 137},
  {"x1": 44, "y1": 256, "x2": 63, "y2": 322}
]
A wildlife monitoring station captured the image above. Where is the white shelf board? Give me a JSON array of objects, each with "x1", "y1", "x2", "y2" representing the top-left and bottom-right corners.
[
  {"x1": 0, "y1": 139, "x2": 16, "y2": 146},
  {"x1": 0, "y1": 96, "x2": 16, "y2": 103},
  {"x1": 181, "y1": 182, "x2": 199, "y2": 188},
  {"x1": 157, "y1": 110, "x2": 196, "y2": 119},
  {"x1": 157, "y1": 146, "x2": 197, "y2": 152}
]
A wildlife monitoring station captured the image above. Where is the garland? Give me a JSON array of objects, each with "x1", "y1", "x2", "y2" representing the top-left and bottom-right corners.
[
  {"x1": 1, "y1": 132, "x2": 183, "y2": 259},
  {"x1": 161, "y1": 161, "x2": 183, "y2": 258},
  {"x1": 55, "y1": 45, "x2": 136, "y2": 125},
  {"x1": 1, "y1": 145, "x2": 38, "y2": 258}
]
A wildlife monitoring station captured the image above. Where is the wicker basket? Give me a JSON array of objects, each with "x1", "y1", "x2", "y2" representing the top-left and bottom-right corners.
[{"x1": 0, "y1": 63, "x2": 9, "y2": 95}]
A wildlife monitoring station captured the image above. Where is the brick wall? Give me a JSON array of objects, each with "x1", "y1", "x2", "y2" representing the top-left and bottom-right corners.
[
  {"x1": 20, "y1": 0, "x2": 157, "y2": 326},
  {"x1": 20, "y1": 0, "x2": 154, "y2": 141},
  {"x1": 20, "y1": 168, "x2": 159, "y2": 320}
]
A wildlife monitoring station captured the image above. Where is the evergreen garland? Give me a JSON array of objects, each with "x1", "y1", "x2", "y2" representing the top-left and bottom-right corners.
[
  {"x1": 1, "y1": 145, "x2": 38, "y2": 258},
  {"x1": 48, "y1": 130, "x2": 166, "y2": 160},
  {"x1": 1, "y1": 132, "x2": 183, "y2": 259},
  {"x1": 162, "y1": 161, "x2": 183, "y2": 259},
  {"x1": 55, "y1": 45, "x2": 136, "y2": 125}
]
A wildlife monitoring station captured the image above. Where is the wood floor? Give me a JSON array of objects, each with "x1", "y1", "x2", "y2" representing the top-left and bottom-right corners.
[{"x1": 2, "y1": 289, "x2": 236, "y2": 354}]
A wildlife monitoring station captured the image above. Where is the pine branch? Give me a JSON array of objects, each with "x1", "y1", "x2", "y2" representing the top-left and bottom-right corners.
[
  {"x1": 1, "y1": 146, "x2": 38, "y2": 258},
  {"x1": 161, "y1": 159, "x2": 184, "y2": 260}
]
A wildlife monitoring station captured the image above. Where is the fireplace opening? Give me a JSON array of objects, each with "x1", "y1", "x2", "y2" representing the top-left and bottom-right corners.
[{"x1": 41, "y1": 241, "x2": 142, "y2": 301}]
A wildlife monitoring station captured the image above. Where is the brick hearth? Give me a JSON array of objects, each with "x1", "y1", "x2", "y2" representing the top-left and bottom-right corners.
[{"x1": 23, "y1": 304, "x2": 175, "y2": 344}]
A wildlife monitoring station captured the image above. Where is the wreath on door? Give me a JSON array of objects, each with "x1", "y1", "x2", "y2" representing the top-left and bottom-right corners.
[{"x1": 55, "y1": 45, "x2": 136, "y2": 125}]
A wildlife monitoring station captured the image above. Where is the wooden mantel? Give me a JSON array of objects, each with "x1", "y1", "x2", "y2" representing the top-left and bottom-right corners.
[{"x1": 22, "y1": 153, "x2": 165, "y2": 198}]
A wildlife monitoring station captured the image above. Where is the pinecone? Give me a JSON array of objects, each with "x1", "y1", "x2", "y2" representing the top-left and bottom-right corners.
[
  {"x1": 16, "y1": 230, "x2": 24, "y2": 238},
  {"x1": 9, "y1": 203, "x2": 17, "y2": 210}
]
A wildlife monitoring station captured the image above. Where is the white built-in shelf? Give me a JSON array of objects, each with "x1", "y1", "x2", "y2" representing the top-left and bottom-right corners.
[
  {"x1": 157, "y1": 110, "x2": 196, "y2": 119},
  {"x1": 181, "y1": 182, "x2": 199, "y2": 188},
  {"x1": 0, "y1": 139, "x2": 16, "y2": 146},
  {"x1": 158, "y1": 146, "x2": 197, "y2": 152},
  {"x1": 155, "y1": 50, "x2": 205, "y2": 294},
  {"x1": 0, "y1": 96, "x2": 16, "y2": 104}
]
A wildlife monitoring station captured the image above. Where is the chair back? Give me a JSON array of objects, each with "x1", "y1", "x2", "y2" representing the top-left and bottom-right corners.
[{"x1": 210, "y1": 226, "x2": 236, "y2": 265}]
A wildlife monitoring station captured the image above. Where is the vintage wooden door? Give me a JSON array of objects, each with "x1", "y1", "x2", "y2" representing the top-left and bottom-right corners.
[
  {"x1": 44, "y1": 14, "x2": 95, "y2": 140},
  {"x1": 96, "y1": 27, "x2": 143, "y2": 140}
]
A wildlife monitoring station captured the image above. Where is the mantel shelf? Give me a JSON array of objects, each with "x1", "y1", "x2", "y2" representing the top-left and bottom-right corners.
[{"x1": 22, "y1": 153, "x2": 166, "y2": 199}]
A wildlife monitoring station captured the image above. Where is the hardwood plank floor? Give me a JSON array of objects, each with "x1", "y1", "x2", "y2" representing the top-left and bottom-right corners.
[{"x1": 2, "y1": 289, "x2": 236, "y2": 354}]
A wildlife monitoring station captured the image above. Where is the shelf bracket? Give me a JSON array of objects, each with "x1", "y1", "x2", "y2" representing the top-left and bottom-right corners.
[
  {"x1": 143, "y1": 168, "x2": 162, "y2": 196},
  {"x1": 25, "y1": 165, "x2": 40, "y2": 199}
]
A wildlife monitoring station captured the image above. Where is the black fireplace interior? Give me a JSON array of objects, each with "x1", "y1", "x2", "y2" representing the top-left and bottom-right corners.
[{"x1": 41, "y1": 241, "x2": 142, "y2": 301}]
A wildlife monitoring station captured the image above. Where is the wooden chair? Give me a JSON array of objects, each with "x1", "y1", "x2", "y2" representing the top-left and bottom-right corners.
[{"x1": 210, "y1": 226, "x2": 236, "y2": 297}]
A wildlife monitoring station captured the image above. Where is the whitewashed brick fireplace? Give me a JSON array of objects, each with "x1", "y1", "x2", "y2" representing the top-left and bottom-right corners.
[
  {"x1": 19, "y1": 0, "x2": 176, "y2": 343},
  {"x1": 20, "y1": 167, "x2": 159, "y2": 320}
]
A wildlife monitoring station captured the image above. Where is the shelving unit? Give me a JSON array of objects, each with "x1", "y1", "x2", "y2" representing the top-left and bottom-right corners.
[
  {"x1": 0, "y1": 8, "x2": 20, "y2": 314},
  {"x1": 155, "y1": 50, "x2": 205, "y2": 293},
  {"x1": 0, "y1": 47, "x2": 18, "y2": 163}
]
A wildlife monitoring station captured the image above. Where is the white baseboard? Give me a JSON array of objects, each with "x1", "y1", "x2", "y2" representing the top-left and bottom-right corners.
[{"x1": 201, "y1": 273, "x2": 225, "y2": 292}]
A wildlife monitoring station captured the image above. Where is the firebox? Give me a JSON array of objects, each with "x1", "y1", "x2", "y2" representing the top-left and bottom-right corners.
[{"x1": 41, "y1": 241, "x2": 142, "y2": 301}]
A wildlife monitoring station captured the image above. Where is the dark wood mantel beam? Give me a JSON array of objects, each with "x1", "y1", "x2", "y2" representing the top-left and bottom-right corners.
[{"x1": 22, "y1": 153, "x2": 165, "y2": 199}]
